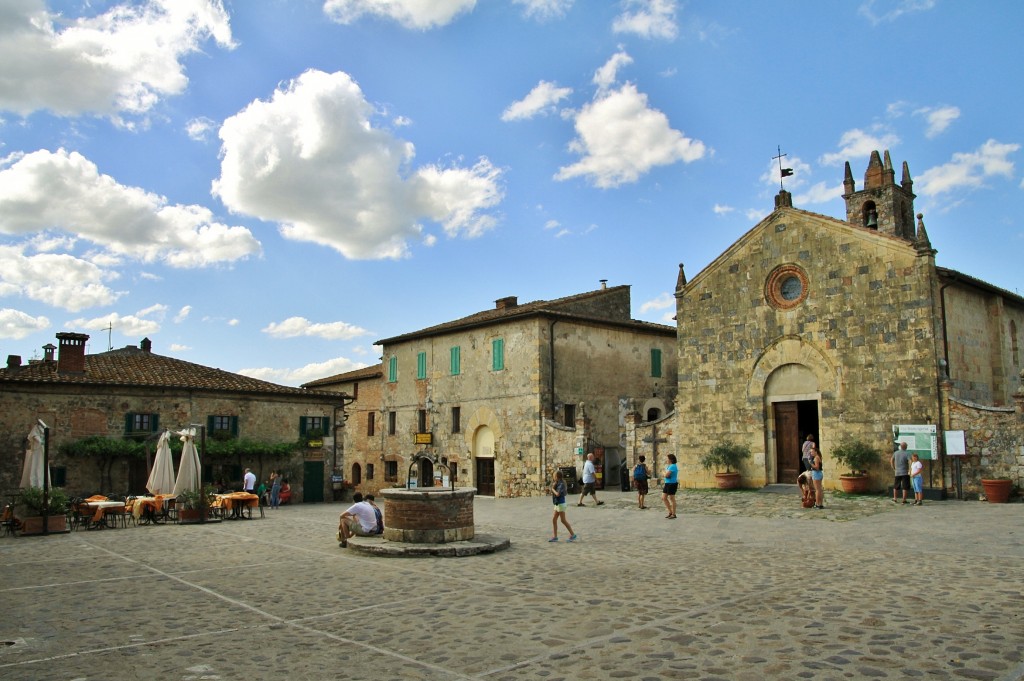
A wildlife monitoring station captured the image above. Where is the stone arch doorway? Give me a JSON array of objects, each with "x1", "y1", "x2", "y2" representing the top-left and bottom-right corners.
[
  {"x1": 766, "y1": 363, "x2": 820, "y2": 483},
  {"x1": 473, "y1": 425, "x2": 496, "y2": 496},
  {"x1": 351, "y1": 463, "x2": 362, "y2": 486}
]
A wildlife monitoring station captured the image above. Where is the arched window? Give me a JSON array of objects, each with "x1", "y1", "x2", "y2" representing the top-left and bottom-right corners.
[
  {"x1": 351, "y1": 463, "x2": 362, "y2": 485},
  {"x1": 862, "y1": 201, "x2": 878, "y2": 229},
  {"x1": 646, "y1": 407, "x2": 661, "y2": 421}
]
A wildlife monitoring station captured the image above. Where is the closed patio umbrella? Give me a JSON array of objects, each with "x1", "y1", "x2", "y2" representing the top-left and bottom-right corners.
[
  {"x1": 171, "y1": 428, "x2": 201, "y2": 497},
  {"x1": 20, "y1": 423, "x2": 49, "y2": 489},
  {"x1": 146, "y1": 430, "x2": 176, "y2": 495}
]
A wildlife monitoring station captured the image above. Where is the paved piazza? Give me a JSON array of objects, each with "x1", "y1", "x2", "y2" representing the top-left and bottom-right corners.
[{"x1": 2, "y1": 488, "x2": 1022, "y2": 681}]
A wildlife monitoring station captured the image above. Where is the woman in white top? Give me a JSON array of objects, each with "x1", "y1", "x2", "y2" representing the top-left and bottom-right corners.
[{"x1": 910, "y1": 453, "x2": 924, "y2": 506}]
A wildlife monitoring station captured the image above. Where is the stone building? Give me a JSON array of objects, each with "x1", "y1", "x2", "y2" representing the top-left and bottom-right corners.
[
  {"x1": 626, "y1": 150, "x2": 1024, "y2": 495},
  {"x1": 0, "y1": 332, "x2": 350, "y2": 502},
  {"x1": 308, "y1": 284, "x2": 677, "y2": 498}
]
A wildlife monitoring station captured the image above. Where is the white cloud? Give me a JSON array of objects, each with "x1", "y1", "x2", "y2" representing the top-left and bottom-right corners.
[
  {"x1": 613, "y1": 0, "x2": 678, "y2": 40},
  {"x1": 712, "y1": 204, "x2": 734, "y2": 215},
  {"x1": 544, "y1": 219, "x2": 560, "y2": 230},
  {"x1": 914, "y1": 105, "x2": 960, "y2": 139},
  {"x1": 859, "y1": 0, "x2": 936, "y2": 25},
  {"x1": 820, "y1": 128, "x2": 900, "y2": 166},
  {"x1": 0, "y1": 308, "x2": 49, "y2": 340},
  {"x1": 556, "y1": 53, "x2": 706, "y2": 188},
  {"x1": 213, "y1": 69, "x2": 503, "y2": 259},
  {"x1": 262, "y1": 316, "x2": 371, "y2": 340},
  {"x1": 0, "y1": 0, "x2": 234, "y2": 122},
  {"x1": 238, "y1": 356, "x2": 370, "y2": 387},
  {"x1": 593, "y1": 50, "x2": 634, "y2": 93},
  {"x1": 501, "y1": 81, "x2": 573, "y2": 121},
  {"x1": 169, "y1": 343, "x2": 191, "y2": 351},
  {"x1": 0, "y1": 243, "x2": 122, "y2": 311},
  {"x1": 174, "y1": 305, "x2": 191, "y2": 323},
  {"x1": 758, "y1": 156, "x2": 812, "y2": 190},
  {"x1": 323, "y1": 0, "x2": 476, "y2": 29},
  {"x1": 639, "y1": 292, "x2": 674, "y2": 314},
  {"x1": 916, "y1": 139, "x2": 1020, "y2": 197},
  {"x1": 794, "y1": 181, "x2": 844, "y2": 205},
  {"x1": 745, "y1": 208, "x2": 765, "y2": 222},
  {"x1": 512, "y1": 0, "x2": 574, "y2": 20},
  {"x1": 0, "y1": 149, "x2": 262, "y2": 268},
  {"x1": 186, "y1": 116, "x2": 217, "y2": 141},
  {"x1": 66, "y1": 310, "x2": 161, "y2": 338}
]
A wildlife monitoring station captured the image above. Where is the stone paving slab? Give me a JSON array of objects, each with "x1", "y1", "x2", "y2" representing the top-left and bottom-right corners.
[{"x1": 0, "y1": 488, "x2": 1021, "y2": 680}]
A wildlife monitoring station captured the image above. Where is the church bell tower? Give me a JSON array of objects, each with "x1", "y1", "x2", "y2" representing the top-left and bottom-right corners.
[{"x1": 842, "y1": 150, "x2": 916, "y2": 241}]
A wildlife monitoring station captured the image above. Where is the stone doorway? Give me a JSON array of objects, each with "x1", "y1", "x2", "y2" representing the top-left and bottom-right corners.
[{"x1": 772, "y1": 399, "x2": 819, "y2": 482}]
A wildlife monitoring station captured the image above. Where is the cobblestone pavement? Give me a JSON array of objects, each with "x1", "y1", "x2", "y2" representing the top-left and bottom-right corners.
[{"x1": 1, "y1": 488, "x2": 1022, "y2": 681}]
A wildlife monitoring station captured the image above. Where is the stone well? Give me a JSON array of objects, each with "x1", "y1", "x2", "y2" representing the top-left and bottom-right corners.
[{"x1": 380, "y1": 487, "x2": 475, "y2": 544}]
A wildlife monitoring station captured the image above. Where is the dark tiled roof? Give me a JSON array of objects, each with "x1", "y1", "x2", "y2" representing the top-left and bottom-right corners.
[
  {"x1": 377, "y1": 285, "x2": 675, "y2": 345},
  {"x1": 302, "y1": 363, "x2": 382, "y2": 388},
  {"x1": 937, "y1": 267, "x2": 1024, "y2": 306},
  {"x1": 0, "y1": 345, "x2": 341, "y2": 399}
]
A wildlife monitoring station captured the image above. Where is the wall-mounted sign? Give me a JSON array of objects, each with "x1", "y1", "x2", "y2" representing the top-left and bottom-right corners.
[
  {"x1": 415, "y1": 432, "x2": 433, "y2": 445},
  {"x1": 944, "y1": 430, "x2": 966, "y2": 456},
  {"x1": 306, "y1": 439, "x2": 323, "y2": 449}
]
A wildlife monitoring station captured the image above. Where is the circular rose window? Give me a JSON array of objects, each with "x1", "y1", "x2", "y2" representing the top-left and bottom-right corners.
[{"x1": 765, "y1": 265, "x2": 809, "y2": 310}]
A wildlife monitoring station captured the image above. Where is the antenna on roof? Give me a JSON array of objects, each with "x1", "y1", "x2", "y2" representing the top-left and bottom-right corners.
[{"x1": 106, "y1": 321, "x2": 113, "y2": 351}]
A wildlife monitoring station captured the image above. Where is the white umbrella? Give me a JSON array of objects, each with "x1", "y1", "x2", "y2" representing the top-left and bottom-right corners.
[
  {"x1": 19, "y1": 423, "x2": 49, "y2": 489},
  {"x1": 146, "y1": 430, "x2": 176, "y2": 495},
  {"x1": 171, "y1": 428, "x2": 201, "y2": 497}
]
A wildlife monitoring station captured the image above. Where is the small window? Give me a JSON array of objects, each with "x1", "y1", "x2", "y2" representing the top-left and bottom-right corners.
[
  {"x1": 208, "y1": 415, "x2": 238, "y2": 440},
  {"x1": 492, "y1": 338, "x2": 505, "y2": 371},
  {"x1": 125, "y1": 412, "x2": 159, "y2": 436},
  {"x1": 451, "y1": 406, "x2": 461, "y2": 434},
  {"x1": 366, "y1": 463, "x2": 375, "y2": 480},
  {"x1": 388, "y1": 411, "x2": 397, "y2": 436},
  {"x1": 417, "y1": 351, "x2": 427, "y2": 379},
  {"x1": 384, "y1": 460, "x2": 398, "y2": 481},
  {"x1": 367, "y1": 412, "x2": 375, "y2": 437},
  {"x1": 300, "y1": 416, "x2": 328, "y2": 437},
  {"x1": 418, "y1": 409, "x2": 427, "y2": 432},
  {"x1": 388, "y1": 355, "x2": 398, "y2": 383},
  {"x1": 450, "y1": 346, "x2": 461, "y2": 375},
  {"x1": 563, "y1": 404, "x2": 576, "y2": 428},
  {"x1": 51, "y1": 466, "x2": 67, "y2": 487},
  {"x1": 651, "y1": 348, "x2": 662, "y2": 378}
]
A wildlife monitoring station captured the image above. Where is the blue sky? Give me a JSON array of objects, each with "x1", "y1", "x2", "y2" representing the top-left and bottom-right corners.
[{"x1": 1, "y1": 0, "x2": 1021, "y2": 386}]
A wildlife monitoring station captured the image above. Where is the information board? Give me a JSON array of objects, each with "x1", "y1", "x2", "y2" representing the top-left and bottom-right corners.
[{"x1": 892, "y1": 424, "x2": 937, "y2": 460}]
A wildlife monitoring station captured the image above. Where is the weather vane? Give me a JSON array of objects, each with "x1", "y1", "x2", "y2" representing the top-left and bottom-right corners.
[{"x1": 773, "y1": 145, "x2": 794, "y2": 190}]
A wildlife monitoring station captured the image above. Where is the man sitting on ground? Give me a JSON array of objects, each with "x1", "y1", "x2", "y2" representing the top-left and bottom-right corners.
[{"x1": 337, "y1": 492, "x2": 377, "y2": 548}]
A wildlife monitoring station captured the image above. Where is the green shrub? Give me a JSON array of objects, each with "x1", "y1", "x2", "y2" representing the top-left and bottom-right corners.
[
  {"x1": 16, "y1": 486, "x2": 70, "y2": 516},
  {"x1": 699, "y1": 441, "x2": 752, "y2": 473},
  {"x1": 831, "y1": 438, "x2": 882, "y2": 475}
]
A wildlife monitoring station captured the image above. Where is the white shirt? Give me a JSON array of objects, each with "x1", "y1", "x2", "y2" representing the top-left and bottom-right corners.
[
  {"x1": 582, "y1": 459, "x2": 596, "y2": 484},
  {"x1": 910, "y1": 460, "x2": 923, "y2": 477},
  {"x1": 243, "y1": 470, "x2": 256, "y2": 491},
  {"x1": 345, "y1": 501, "x2": 377, "y2": 532}
]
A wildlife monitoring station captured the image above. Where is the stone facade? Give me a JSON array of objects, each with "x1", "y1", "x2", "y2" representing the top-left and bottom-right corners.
[
  {"x1": 626, "y1": 152, "x2": 1024, "y2": 496},
  {"x1": 309, "y1": 285, "x2": 677, "y2": 498},
  {"x1": 1, "y1": 334, "x2": 348, "y2": 502}
]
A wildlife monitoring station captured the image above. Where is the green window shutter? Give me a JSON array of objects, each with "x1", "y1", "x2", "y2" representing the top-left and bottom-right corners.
[
  {"x1": 207, "y1": 415, "x2": 215, "y2": 433},
  {"x1": 417, "y1": 351, "x2": 427, "y2": 379},
  {"x1": 388, "y1": 356, "x2": 398, "y2": 383},
  {"x1": 450, "y1": 346, "x2": 460, "y2": 375},
  {"x1": 125, "y1": 413, "x2": 134, "y2": 434},
  {"x1": 150, "y1": 414, "x2": 159, "y2": 433},
  {"x1": 230, "y1": 416, "x2": 239, "y2": 437},
  {"x1": 322, "y1": 417, "x2": 330, "y2": 434},
  {"x1": 651, "y1": 348, "x2": 662, "y2": 378},
  {"x1": 299, "y1": 417, "x2": 307, "y2": 437},
  {"x1": 492, "y1": 338, "x2": 504, "y2": 371}
]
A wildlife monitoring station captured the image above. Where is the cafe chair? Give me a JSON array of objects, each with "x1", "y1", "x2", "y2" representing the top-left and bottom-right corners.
[
  {"x1": 2, "y1": 504, "x2": 18, "y2": 537},
  {"x1": 70, "y1": 499, "x2": 94, "y2": 531}
]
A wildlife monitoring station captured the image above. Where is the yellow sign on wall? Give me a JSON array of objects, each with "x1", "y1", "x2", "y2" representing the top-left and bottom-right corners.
[{"x1": 415, "y1": 433, "x2": 433, "y2": 445}]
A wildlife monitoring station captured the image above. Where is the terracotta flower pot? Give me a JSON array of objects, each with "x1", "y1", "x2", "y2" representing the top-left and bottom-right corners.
[
  {"x1": 839, "y1": 474, "x2": 870, "y2": 494},
  {"x1": 981, "y1": 479, "x2": 1013, "y2": 503},
  {"x1": 715, "y1": 472, "x2": 741, "y2": 489},
  {"x1": 19, "y1": 515, "x2": 69, "y2": 535}
]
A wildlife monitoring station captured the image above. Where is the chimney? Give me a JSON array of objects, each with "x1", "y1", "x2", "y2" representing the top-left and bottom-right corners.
[
  {"x1": 43, "y1": 343, "x2": 56, "y2": 361},
  {"x1": 6, "y1": 355, "x2": 21, "y2": 369},
  {"x1": 141, "y1": 337, "x2": 152, "y2": 352},
  {"x1": 495, "y1": 296, "x2": 518, "y2": 310},
  {"x1": 599, "y1": 279, "x2": 608, "y2": 290},
  {"x1": 56, "y1": 332, "x2": 89, "y2": 374}
]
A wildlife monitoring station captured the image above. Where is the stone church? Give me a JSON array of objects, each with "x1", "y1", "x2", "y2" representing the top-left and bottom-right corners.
[{"x1": 627, "y1": 150, "x2": 1024, "y2": 494}]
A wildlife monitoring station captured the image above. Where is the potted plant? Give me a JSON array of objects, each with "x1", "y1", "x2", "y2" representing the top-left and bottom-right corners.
[
  {"x1": 980, "y1": 477, "x2": 1014, "y2": 503},
  {"x1": 831, "y1": 438, "x2": 882, "y2": 493},
  {"x1": 15, "y1": 486, "x2": 70, "y2": 535},
  {"x1": 176, "y1": 484, "x2": 217, "y2": 523},
  {"x1": 699, "y1": 441, "x2": 751, "y2": 489}
]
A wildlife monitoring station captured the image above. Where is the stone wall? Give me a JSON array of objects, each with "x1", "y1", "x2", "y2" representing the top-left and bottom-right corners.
[{"x1": 946, "y1": 393, "x2": 1024, "y2": 497}]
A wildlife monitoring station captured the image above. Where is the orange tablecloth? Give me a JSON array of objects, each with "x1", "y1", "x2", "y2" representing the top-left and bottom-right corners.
[
  {"x1": 82, "y1": 500, "x2": 125, "y2": 523},
  {"x1": 128, "y1": 494, "x2": 172, "y2": 520},
  {"x1": 212, "y1": 493, "x2": 260, "y2": 511}
]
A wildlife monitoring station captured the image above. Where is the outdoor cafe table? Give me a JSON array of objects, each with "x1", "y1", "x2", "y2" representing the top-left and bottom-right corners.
[
  {"x1": 212, "y1": 492, "x2": 260, "y2": 519},
  {"x1": 127, "y1": 495, "x2": 173, "y2": 524},
  {"x1": 81, "y1": 500, "x2": 126, "y2": 528}
]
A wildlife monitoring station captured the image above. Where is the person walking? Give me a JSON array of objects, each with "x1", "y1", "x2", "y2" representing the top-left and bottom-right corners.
[
  {"x1": 801, "y1": 434, "x2": 816, "y2": 473},
  {"x1": 269, "y1": 470, "x2": 282, "y2": 509},
  {"x1": 662, "y1": 454, "x2": 678, "y2": 519},
  {"x1": 548, "y1": 470, "x2": 578, "y2": 542},
  {"x1": 576, "y1": 453, "x2": 604, "y2": 507},
  {"x1": 633, "y1": 455, "x2": 651, "y2": 509},
  {"x1": 910, "y1": 453, "x2": 924, "y2": 506},
  {"x1": 810, "y1": 444, "x2": 825, "y2": 509},
  {"x1": 891, "y1": 441, "x2": 911, "y2": 504}
]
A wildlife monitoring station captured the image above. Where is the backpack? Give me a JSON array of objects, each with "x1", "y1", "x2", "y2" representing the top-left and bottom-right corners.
[
  {"x1": 372, "y1": 507, "x2": 384, "y2": 534},
  {"x1": 633, "y1": 464, "x2": 648, "y2": 481}
]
